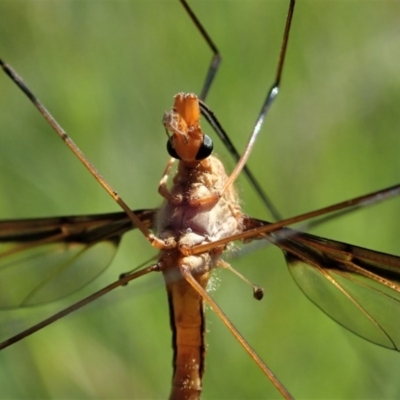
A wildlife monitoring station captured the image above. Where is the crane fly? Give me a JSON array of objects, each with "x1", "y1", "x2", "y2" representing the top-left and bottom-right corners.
[{"x1": 0, "y1": 0, "x2": 400, "y2": 398}]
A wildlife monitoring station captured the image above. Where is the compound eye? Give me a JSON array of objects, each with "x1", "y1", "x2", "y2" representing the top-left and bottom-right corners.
[
  {"x1": 166, "y1": 138, "x2": 181, "y2": 160},
  {"x1": 195, "y1": 134, "x2": 213, "y2": 160}
]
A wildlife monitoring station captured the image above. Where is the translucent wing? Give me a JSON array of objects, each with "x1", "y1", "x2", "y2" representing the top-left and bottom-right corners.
[
  {"x1": 0, "y1": 209, "x2": 155, "y2": 308},
  {"x1": 273, "y1": 227, "x2": 400, "y2": 350}
]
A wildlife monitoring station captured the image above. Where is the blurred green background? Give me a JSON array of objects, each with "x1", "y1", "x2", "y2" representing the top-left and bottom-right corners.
[{"x1": 1, "y1": 0, "x2": 400, "y2": 399}]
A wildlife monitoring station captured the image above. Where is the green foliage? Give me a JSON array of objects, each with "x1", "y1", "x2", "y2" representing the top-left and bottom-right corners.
[{"x1": 1, "y1": 1, "x2": 400, "y2": 399}]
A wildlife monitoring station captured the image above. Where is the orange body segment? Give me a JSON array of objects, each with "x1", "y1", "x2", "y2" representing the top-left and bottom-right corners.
[{"x1": 163, "y1": 93, "x2": 204, "y2": 162}]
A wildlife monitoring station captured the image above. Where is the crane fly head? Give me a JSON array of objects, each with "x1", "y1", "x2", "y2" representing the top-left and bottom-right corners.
[{"x1": 164, "y1": 93, "x2": 213, "y2": 162}]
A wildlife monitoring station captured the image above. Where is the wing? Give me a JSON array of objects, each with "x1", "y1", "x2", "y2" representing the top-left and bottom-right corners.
[
  {"x1": 246, "y1": 217, "x2": 400, "y2": 351},
  {"x1": 0, "y1": 209, "x2": 156, "y2": 308}
]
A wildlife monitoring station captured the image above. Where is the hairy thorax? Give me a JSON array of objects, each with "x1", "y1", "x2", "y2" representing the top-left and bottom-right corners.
[{"x1": 156, "y1": 156, "x2": 243, "y2": 252}]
